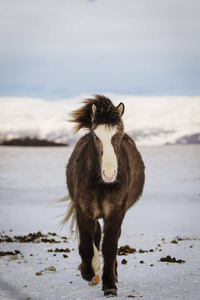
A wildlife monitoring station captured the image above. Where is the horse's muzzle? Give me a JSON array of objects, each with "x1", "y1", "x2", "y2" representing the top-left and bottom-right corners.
[{"x1": 102, "y1": 170, "x2": 117, "y2": 183}]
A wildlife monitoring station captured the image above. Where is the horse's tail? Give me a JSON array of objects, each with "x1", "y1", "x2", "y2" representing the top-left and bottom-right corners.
[{"x1": 59, "y1": 195, "x2": 78, "y2": 238}]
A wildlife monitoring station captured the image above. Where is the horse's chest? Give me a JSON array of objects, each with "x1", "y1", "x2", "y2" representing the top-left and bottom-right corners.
[
  {"x1": 102, "y1": 199, "x2": 115, "y2": 219},
  {"x1": 90, "y1": 200, "x2": 101, "y2": 219},
  {"x1": 88, "y1": 197, "x2": 118, "y2": 220}
]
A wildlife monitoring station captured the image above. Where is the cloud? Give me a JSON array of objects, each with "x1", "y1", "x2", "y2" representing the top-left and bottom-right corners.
[
  {"x1": 1, "y1": 0, "x2": 199, "y2": 55},
  {"x1": 0, "y1": 0, "x2": 200, "y2": 98}
]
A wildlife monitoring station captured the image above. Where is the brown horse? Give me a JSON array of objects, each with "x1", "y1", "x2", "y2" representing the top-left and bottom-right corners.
[{"x1": 64, "y1": 94, "x2": 145, "y2": 296}]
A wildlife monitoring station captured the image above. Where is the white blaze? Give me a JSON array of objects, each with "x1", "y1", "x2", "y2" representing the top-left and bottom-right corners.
[{"x1": 95, "y1": 125, "x2": 117, "y2": 183}]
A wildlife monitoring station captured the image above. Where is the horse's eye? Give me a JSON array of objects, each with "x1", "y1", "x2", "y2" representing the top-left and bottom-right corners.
[{"x1": 93, "y1": 134, "x2": 98, "y2": 140}]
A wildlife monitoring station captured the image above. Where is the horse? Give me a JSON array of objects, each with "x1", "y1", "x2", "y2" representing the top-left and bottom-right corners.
[{"x1": 64, "y1": 94, "x2": 145, "y2": 296}]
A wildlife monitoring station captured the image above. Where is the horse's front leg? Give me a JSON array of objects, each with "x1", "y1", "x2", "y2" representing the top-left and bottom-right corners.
[
  {"x1": 102, "y1": 214, "x2": 124, "y2": 296},
  {"x1": 76, "y1": 210, "x2": 99, "y2": 282}
]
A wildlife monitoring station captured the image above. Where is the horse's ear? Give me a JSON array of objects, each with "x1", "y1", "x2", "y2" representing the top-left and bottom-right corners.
[
  {"x1": 91, "y1": 104, "x2": 97, "y2": 121},
  {"x1": 117, "y1": 102, "x2": 125, "y2": 117}
]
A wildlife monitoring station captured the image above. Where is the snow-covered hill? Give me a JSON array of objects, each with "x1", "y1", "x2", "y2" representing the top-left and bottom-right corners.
[{"x1": 0, "y1": 95, "x2": 200, "y2": 145}]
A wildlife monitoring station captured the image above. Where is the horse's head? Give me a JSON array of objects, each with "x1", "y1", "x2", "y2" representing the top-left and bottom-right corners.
[
  {"x1": 91, "y1": 99, "x2": 125, "y2": 183},
  {"x1": 69, "y1": 94, "x2": 125, "y2": 183}
]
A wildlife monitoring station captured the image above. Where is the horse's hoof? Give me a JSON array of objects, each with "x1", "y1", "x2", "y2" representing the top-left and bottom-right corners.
[
  {"x1": 104, "y1": 289, "x2": 117, "y2": 297},
  {"x1": 88, "y1": 275, "x2": 101, "y2": 287},
  {"x1": 81, "y1": 273, "x2": 94, "y2": 282},
  {"x1": 79, "y1": 263, "x2": 94, "y2": 282}
]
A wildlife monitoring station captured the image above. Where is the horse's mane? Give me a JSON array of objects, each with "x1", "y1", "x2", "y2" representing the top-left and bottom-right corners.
[{"x1": 69, "y1": 94, "x2": 122, "y2": 132}]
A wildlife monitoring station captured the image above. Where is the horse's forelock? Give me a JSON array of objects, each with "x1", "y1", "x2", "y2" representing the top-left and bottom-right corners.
[
  {"x1": 91, "y1": 96, "x2": 123, "y2": 127},
  {"x1": 69, "y1": 94, "x2": 123, "y2": 132}
]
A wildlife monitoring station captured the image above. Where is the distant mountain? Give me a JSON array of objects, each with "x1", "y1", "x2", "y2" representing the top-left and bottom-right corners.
[{"x1": 0, "y1": 95, "x2": 200, "y2": 145}]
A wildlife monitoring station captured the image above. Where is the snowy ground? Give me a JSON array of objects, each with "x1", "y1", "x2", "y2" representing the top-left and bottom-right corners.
[{"x1": 0, "y1": 145, "x2": 200, "y2": 300}]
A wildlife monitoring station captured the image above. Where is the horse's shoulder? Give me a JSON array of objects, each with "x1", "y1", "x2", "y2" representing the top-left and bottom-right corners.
[
  {"x1": 74, "y1": 133, "x2": 91, "y2": 150},
  {"x1": 71, "y1": 134, "x2": 94, "y2": 162}
]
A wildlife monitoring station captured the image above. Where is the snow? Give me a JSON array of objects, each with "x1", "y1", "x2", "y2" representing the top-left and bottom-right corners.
[
  {"x1": 0, "y1": 95, "x2": 200, "y2": 145},
  {"x1": 0, "y1": 145, "x2": 200, "y2": 299}
]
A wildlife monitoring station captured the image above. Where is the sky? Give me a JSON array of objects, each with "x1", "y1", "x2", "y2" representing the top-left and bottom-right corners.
[{"x1": 0, "y1": 0, "x2": 200, "y2": 100}]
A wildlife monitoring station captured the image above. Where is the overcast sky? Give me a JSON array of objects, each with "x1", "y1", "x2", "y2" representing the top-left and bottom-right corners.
[{"x1": 0, "y1": 0, "x2": 200, "y2": 99}]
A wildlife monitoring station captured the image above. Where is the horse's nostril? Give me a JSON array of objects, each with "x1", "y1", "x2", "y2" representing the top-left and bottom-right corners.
[{"x1": 103, "y1": 170, "x2": 115, "y2": 176}]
